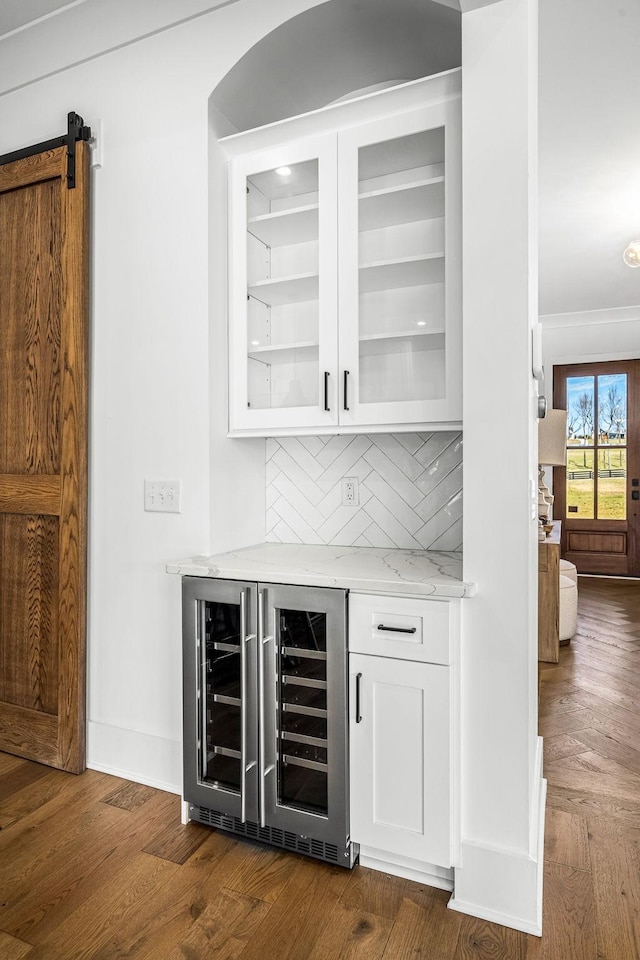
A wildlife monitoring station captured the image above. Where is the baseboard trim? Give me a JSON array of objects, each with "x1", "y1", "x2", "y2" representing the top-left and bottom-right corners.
[
  {"x1": 86, "y1": 720, "x2": 181, "y2": 795},
  {"x1": 358, "y1": 845, "x2": 453, "y2": 891},
  {"x1": 447, "y1": 736, "x2": 546, "y2": 936},
  {"x1": 449, "y1": 806, "x2": 545, "y2": 937},
  {"x1": 447, "y1": 896, "x2": 542, "y2": 937},
  {"x1": 87, "y1": 760, "x2": 180, "y2": 795}
]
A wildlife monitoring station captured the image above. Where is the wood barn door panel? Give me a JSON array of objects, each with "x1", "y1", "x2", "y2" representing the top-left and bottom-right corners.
[
  {"x1": 0, "y1": 178, "x2": 62, "y2": 480},
  {"x1": 0, "y1": 515, "x2": 60, "y2": 714},
  {"x1": 0, "y1": 139, "x2": 88, "y2": 773}
]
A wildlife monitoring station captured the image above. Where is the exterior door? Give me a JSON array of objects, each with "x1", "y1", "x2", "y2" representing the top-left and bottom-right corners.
[
  {"x1": 553, "y1": 360, "x2": 640, "y2": 576},
  {"x1": 0, "y1": 142, "x2": 89, "y2": 773}
]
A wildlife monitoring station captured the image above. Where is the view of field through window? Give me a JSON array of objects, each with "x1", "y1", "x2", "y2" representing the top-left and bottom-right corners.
[{"x1": 566, "y1": 373, "x2": 627, "y2": 520}]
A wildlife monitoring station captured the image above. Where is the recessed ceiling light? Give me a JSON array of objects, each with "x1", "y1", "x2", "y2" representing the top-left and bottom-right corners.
[
  {"x1": 623, "y1": 240, "x2": 640, "y2": 267},
  {"x1": 275, "y1": 166, "x2": 292, "y2": 177}
]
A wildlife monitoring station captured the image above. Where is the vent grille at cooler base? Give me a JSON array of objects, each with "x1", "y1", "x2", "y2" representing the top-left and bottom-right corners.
[{"x1": 189, "y1": 805, "x2": 356, "y2": 867}]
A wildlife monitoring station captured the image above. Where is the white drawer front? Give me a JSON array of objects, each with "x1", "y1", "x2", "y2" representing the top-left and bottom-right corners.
[{"x1": 349, "y1": 593, "x2": 451, "y2": 664}]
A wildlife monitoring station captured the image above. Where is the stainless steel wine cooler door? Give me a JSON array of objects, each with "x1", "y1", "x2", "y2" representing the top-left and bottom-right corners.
[
  {"x1": 259, "y1": 583, "x2": 349, "y2": 847},
  {"x1": 182, "y1": 577, "x2": 259, "y2": 822}
]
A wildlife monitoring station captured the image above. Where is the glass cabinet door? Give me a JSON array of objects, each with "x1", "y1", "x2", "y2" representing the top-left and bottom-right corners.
[
  {"x1": 338, "y1": 100, "x2": 461, "y2": 426},
  {"x1": 228, "y1": 136, "x2": 339, "y2": 433}
]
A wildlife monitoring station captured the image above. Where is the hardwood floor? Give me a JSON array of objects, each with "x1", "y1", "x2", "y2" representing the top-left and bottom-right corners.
[
  {"x1": 0, "y1": 576, "x2": 638, "y2": 958},
  {"x1": 538, "y1": 576, "x2": 640, "y2": 960}
]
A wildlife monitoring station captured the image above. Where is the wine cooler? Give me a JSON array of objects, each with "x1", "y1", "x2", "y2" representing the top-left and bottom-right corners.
[{"x1": 182, "y1": 577, "x2": 357, "y2": 867}]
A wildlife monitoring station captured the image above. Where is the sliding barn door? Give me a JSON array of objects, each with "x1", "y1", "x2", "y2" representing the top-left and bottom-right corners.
[{"x1": 0, "y1": 142, "x2": 89, "y2": 773}]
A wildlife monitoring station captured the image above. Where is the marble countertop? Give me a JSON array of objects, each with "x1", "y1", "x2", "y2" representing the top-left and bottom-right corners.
[{"x1": 166, "y1": 543, "x2": 477, "y2": 599}]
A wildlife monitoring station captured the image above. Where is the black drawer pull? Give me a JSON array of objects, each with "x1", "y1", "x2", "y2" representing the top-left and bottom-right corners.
[{"x1": 377, "y1": 624, "x2": 417, "y2": 634}]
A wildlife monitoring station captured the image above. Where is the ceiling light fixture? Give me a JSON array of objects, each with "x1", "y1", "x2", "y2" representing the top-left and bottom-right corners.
[
  {"x1": 275, "y1": 166, "x2": 292, "y2": 178},
  {"x1": 623, "y1": 240, "x2": 640, "y2": 267}
]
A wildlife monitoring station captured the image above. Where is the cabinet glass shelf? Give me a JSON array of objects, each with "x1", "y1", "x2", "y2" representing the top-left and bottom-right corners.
[
  {"x1": 358, "y1": 178, "x2": 444, "y2": 231},
  {"x1": 359, "y1": 329, "x2": 445, "y2": 357},
  {"x1": 248, "y1": 272, "x2": 319, "y2": 307},
  {"x1": 359, "y1": 254, "x2": 444, "y2": 293},
  {"x1": 248, "y1": 203, "x2": 319, "y2": 247},
  {"x1": 248, "y1": 341, "x2": 319, "y2": 364}
]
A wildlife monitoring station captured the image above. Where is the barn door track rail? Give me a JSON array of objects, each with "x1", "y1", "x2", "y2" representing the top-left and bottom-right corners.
[{"x1": 0, "y1": 111, "x2": 91, "y2": 188}]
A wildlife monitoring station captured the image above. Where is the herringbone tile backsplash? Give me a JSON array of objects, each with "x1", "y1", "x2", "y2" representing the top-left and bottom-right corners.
[{"x1": 266, "y1": 433, "x2": 462, "y2": 550}]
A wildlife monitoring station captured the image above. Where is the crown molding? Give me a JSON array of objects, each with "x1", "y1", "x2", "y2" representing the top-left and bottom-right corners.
[
  {"x1": 0, "y1": 0, "x2": 241, "y2": 98},
  {"x1": 540, "y1": 304, "x2": 640, "y2": 328}
]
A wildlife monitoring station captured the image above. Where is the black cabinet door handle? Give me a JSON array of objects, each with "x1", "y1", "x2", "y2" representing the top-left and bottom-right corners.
[
  {"x1": 343, "y1": 370, "x2": 349, "y2": 411},
  {"x1": 323, "y1": 371, "x2": 330, "y2": 411},
  {"x1": 355, "y1": 672, "x2": 362, "y2": 723},
  {"x1": 377, "y1": 624, "x2": 417, "y2": 634}
]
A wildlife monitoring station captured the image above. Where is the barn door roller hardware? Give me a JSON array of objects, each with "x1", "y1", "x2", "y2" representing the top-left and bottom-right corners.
[{"x1": 0, "y1": 111, "x2": 91, "y2": 188}]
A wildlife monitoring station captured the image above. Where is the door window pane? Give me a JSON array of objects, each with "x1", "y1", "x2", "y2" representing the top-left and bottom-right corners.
[
  {"x1": 597, "y1": 373, "x2": 627, "y2": 446},
  {"x1": 565, "y1": 373, "x2": 627, "y2": 522},
  {"x1": 597, "y1": 448, "x2": 626, "y2": 520},
  {"x1": 566, "y1": 448, "x2": 594, "y2": 519},
  {"x1": 567, "y1": 376, "x2": 595, "y2": 446}
]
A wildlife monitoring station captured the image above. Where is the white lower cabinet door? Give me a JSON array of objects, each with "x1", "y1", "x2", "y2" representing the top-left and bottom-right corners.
[{"x1": 349, "y1": 653, "x2": 451, "y2": 867}]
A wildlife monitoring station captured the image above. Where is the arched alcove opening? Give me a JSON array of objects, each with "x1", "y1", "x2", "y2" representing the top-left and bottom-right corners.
[
  {"x1": 207, "y1": 0, "x2": 461, "y2": 554},
  {"x1": 210, "y1": 0, "x2": 461, "y2": 138}
]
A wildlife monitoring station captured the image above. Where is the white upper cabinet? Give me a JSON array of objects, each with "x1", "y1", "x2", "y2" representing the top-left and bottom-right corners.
[{"x1": 224, "y1": 72, "x2": 461, "y2": 437}]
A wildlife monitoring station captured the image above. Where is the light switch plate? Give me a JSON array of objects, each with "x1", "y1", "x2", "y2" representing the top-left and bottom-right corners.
[{"x1": 144, "y1": 479, "x2": 182, "y2": 513}]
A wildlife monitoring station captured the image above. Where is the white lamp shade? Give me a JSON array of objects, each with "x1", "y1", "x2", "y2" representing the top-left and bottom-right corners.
[{"x1": 539, "y1": 409, "x2": 567, "y2": 466}]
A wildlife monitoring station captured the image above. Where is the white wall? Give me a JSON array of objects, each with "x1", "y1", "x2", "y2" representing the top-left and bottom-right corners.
[
  {"x1": 454, "y1": 0, "x2": 544, "y2": 935},
  {"x1": 0, "y1": 0, "x2": 543, "y2": 933},
  {"x1": 0, "y1": 0, "x2": 321, "y2": 792},
  {"x1": 541, "y1": 305, "x2": 640, "y2": 389},
  {"x1": 538, "y1": 306, "x2": 640, "y2": 501}
]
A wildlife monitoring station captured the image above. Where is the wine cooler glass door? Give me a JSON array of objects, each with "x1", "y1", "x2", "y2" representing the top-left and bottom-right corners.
[
  {"x1": 259, "y1": 583, "x2": 348, "y2": 846},
  {"x1": 182, "y1": 578, "x2": 258, "y2": 822}
]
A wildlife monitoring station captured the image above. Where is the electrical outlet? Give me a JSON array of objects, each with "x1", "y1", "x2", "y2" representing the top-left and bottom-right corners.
[
  {"x1": 341, "y1": 476, "x2": 359, "y2": 506},
  {"x1": 144, "y1": 480, "x2": 182, "y2": 513}
]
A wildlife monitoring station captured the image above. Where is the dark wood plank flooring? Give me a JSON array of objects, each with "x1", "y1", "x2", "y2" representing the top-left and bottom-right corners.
[{"x1": 0, "y1": 576, "x2": 638, "y2": 958}]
